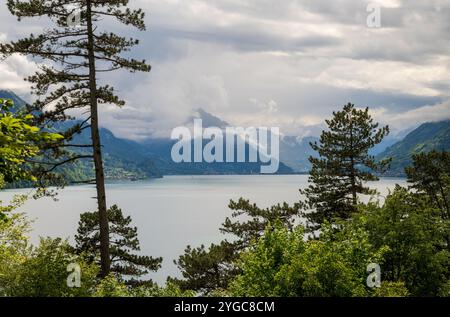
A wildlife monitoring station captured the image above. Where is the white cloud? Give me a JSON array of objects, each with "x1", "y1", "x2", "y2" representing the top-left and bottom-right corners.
[
  {"x1": 303, "y1": 56, "x2": 450, "y2": 97},
  {"x1": 1, "y1": 0, "x2": 449, "y2": 139},
  {"x1": 371, "y1": 100, "x2": 450, "y2": 130},
  {"x1": 0, "y1": 54, "x2": 38, "y2": 94}
]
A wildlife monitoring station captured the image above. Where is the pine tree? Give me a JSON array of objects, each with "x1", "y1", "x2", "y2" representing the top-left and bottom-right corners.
[
  {"x1": 1, "y1": 0, "x2": 151, "y2": 276},
  {"x1": 301, "y1": 103, "x2": 390, "y2": 230},
  {"x1": 75, "y1": 205, "x2": 162, "y2": 286},
  {"x1": 406, "y1": 151, "x2": 450, "y2": 217},
  {"x1": 405, "y1": 151, "x2": 450, "y2": 250}
]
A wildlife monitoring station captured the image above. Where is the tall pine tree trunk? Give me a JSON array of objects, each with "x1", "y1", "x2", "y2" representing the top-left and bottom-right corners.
[
  {"x1": 86, "y1": 0, "x2": 110, "y2": 276},
  {"x1": 349, "y1": 116, "x2": 357, "y2": 206},
  {"x1": 350, "y1": 156, "x2": 357, "y2": 206}
]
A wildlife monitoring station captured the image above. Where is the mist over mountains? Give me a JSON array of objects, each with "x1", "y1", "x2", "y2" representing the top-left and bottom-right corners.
[{"x1": 1, "y1": 89, "x2": 449, "y2": 180}]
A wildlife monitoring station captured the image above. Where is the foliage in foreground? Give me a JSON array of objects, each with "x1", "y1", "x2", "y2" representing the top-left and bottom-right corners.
[
  {"x1": 0, "y1": 98, "x2": 62, "y2": 221},
  {"x1": 229, "y1": 222, "x2": 396, "y2": 297},
  {"x1": 0, "y1": 213, "x2": 191, "y2": 297},
  {"x1": 0, "y1": 215, "x2": 97, "y2": 297},
  {"x1": 171, "y1": 151, "x2": 450, "y2": 297},
  {"x1": 228, "y1": 185, "x2": 450, "y2": 297}
]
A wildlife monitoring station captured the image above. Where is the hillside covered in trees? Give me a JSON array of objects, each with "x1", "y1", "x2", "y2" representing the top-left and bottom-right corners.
[{"x1": 377, "y1": 120, "x2": 450, "y2": 176}]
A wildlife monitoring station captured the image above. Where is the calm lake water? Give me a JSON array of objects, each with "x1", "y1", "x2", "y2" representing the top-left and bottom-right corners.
[{"x1": 0, "y1": 175, "x2": 406, "y2": 285}]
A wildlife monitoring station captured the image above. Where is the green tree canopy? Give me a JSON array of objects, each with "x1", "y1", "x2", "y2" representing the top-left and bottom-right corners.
[
  {"x1": 0, "y1": 98, "x2": 62, "y2": 185},
  {"x1": 0, "y1": 214, "x2": 98, "y2": 297},
  {"x1": 1, "y1": 98, "x2": 62, "y2": 221},
  {"x1": 228, "y1": 222, "x2": 386, "y2": 297},
  {"x1": 363, "y1": 186, "x2": 450, "y2": 296}
]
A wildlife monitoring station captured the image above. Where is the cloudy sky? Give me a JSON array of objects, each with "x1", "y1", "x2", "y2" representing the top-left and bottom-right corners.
[{"x1": 1, "y1": 0, "x2": 449, "y2": 140}]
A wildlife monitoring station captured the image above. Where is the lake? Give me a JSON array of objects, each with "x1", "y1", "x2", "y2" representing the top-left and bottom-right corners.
[{"x1": 0, "y1": 175, "x2": 406, "y2": 285}]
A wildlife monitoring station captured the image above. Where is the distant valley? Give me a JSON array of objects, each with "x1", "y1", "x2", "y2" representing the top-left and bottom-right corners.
[{"x1": 1, "y1": 89, "x2": 449, "y2": 181}]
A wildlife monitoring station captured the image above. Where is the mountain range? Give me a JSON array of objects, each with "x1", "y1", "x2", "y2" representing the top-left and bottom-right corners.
[
  {"x1": 376, "y1": 120, "x2": 450, "y2": 176},
  {"x1": 1, "y1": 89, "x2": 449, "y2": 180}
]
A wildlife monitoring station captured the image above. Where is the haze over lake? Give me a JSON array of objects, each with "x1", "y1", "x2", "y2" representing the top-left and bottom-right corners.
[{"x1": 0, "y1": 175, "x2": 406, "y2": 285}]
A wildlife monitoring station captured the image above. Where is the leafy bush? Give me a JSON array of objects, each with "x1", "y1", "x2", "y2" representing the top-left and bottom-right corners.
[
  {"x1": 228, "y1": 222, "x2": 380, "y2": 297},
  {"x1": 2, "y1": 236, "x2": 98, "y2": 297}
]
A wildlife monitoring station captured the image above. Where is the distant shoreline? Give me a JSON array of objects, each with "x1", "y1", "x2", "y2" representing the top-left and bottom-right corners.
[{"x1": 3, "y1": 173, "x2": 408, "y2": 191}]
